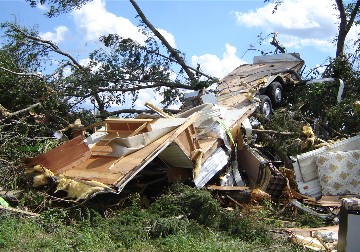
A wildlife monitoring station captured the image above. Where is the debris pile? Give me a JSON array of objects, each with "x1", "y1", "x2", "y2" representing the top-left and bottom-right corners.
[{"x1": 18, "y1": 53, "x2": 360, "y2": 251}]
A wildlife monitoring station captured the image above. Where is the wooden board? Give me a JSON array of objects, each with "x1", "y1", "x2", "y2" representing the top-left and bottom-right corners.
[
  {"x1": 113, "y1": 113, "x2": 200, "y2": 189},
  {"x1": 25, "y1": 136, "x2": 91, "y2": 174},
  {"x1": 173, "y1": 124, "x2": 199, "y2": 157},
  {"x1": 105, "y1": 118, "x2": 152, "y2": 133},
  {"x1": 61, "y1": 156, "x2": 120, "y2": 184},
  {"x1": 207, "y1": 185, "x2": 249, "y2": 191},
  {"x1": 61, "y1": 113, "x2": 200, "y2": 187}
]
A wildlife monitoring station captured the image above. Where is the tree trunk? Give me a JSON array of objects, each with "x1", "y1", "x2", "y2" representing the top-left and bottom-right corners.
[
  {"x1": 335, "y1": 0, "x2": 347, "y2": 58},
  {"x1": 335, "y1": 0, "x2": 360, "y2": 58}
]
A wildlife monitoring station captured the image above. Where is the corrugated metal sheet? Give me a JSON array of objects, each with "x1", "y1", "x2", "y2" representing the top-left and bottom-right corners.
[
  {"x1": 194, "y1": 147, "x2": 229, "y2": 188},
  {"x1": 158, "y1": 143, "x2": 194, "y2": 169}
]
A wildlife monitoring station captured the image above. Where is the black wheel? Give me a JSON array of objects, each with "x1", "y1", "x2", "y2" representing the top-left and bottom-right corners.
[
  {"x1": 259, "y1": 95, "x2": 272, "y2": 119},
  {"x1": 267, "y1": 81, "x2": 283, "y2": 107}
]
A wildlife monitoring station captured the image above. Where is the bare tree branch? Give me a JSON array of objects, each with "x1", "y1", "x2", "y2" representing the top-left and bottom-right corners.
[
  {"x1": 97, "y1": 81, "x2": 197, "y2": 92},
  {"x1": 12, "y1": 26, "x2": 83, "y2": 69},
  {"x1": 0, "y1": 66, "x2": 44, "y2": 79},
  {"x1": 252, "y1": 128, "x2": 297, "y2": 136},
  {"x1": 346, "y1": 1, "x2": 360, "y2": 32},
  {"x1": 0, "y1": 102, "x2": 41, "y2": 119},
  {"x1": 129, "y1": 0, "x2": 196, "y2": 81},
  {"x1": 68, "y1": 80, "x2": 198, "y2": 99},
  {"x1": 148, "y1": 49, "x2": 215, "y2": 80}
]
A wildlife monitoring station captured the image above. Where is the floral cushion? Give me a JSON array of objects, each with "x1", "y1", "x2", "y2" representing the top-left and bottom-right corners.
[{"x1": 315, "y1": 150, "x2": 360, "y2": 195}]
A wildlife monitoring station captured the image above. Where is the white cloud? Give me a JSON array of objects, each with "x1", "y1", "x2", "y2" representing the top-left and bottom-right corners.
[
  {"x1": 235, "y1": 0, "x2": 339, "y2": 52},
  {"x1": 279, "y1": 35, "x2": 334, "y2": 52},
  {"x1": 79, "y1": 58, "x2": 91, "y2": 66},
  {"x1": 133, "y1": 89, "x2": 160, "y2": 109},
  {"x1": 71, "y1": 0, "x2": 177, "y2": 49},
  {"x1": 36, "y1": 2, "x2": 48, "y2": 12},
  {"x1": 157, "y1": 28, "x2": 177, "y2": 48},
  {"x1": 346, "y1": 24, "x2": 360, "y2": 54},
  {"x1": 40, "y1": 26, "x2": 68, "y2": 43},
  {"x1": 192, "y1": 43, "x2": 246, "y2": 79},
  {"x1": 63, "y1": 67, "x2": 72, "y2": 77},
  {"x1": 71, "y1": 0, "x2": 146, "y2": 44}
]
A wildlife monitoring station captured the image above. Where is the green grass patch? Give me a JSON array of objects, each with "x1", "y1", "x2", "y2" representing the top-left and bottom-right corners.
[{"x1": 0, "y1": 184, "x2": 312, "y2": 251}]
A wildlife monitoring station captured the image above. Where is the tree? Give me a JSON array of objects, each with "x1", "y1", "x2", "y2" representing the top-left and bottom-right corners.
[
  {"x1": 129, "y1": 0, "x2": 196, "y2": 82},
  {"x1": 254, "y1": 0, "x2": 360, "y2": 162},
  {"x1": 334, "y1": 0, "x2": 360, "y2": 58},
  {"x1": 20, "y1": 0, "x2": 216, "y2": 118},
  {"x1": 0, "y1": 37, "x2": 84, "y2": 189},
  {"x1": 26, "y1": 0, "x2": 207, "y2": 83},
  {"x1": 1, "y1": 22, "x2": 215, "y2": 119}
]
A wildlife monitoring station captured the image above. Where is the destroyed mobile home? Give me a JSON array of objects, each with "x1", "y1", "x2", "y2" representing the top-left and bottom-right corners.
[
  {"x1": 24, "y1": 53, "x2": 307, "y2": 202},
  {"x1": 24, "y1": 53, "x2": 359, "y2": 209}
]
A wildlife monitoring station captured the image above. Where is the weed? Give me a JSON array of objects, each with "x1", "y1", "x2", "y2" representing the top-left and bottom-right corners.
[{"x1": 149, "y1": 216, "x2": 189, "y2": 238}]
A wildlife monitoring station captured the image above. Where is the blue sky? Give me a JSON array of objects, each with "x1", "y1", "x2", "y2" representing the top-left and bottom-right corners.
[{"x1": 1, "y1": 0, "x2": 359, "y2": 110}]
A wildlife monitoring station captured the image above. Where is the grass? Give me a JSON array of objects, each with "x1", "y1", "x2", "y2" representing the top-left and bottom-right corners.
[{"x1": 0, "y1": 184, "x2": 318, "y2": 251}]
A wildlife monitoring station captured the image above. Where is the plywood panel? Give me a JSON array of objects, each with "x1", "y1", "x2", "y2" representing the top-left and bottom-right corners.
[
  {"x1": 105, "y1": 119, "x2": 152, "y2": 133},
  {"x1": 62, "y1": 156, "x2": 121, "y2": 184},
  {"x1": 25, "y1": 136, "x2": 91, "y2": 174},
  {"x1": 174, "y1": 124, "x2": 199, "y2": 156}
]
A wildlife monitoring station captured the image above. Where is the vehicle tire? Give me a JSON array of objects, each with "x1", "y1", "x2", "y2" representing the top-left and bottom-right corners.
[
  {"x1": 267, "y1": 81, "x2": 283, "y2": 107},
  {"x1": 259, "y1": 95, "x2": 272, "y2": 119}
]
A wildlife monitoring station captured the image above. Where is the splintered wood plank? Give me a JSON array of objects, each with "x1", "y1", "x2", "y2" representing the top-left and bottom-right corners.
[
  {"x1": 52, "y1": 113, "x2": 199, "y2": 186},
  {"x1": 90, "y1": 145, "x2": 113, "y2": 156},
  {"x1": 105, "y1": 119, "x2": 152, "y2": 133},
  {"x1": 25, "y1": 136, "x2": 91, "y2": 174},
  {"x1": 61, "y1": 156, "x2": 120, "y2": 184},
  {"x1": 198, "y1": 138, "x2": 220, "y2": 163},
  {"x1": 109, "y1": 131, "x2": 173, "y2": 175},
  {"x1": 173, "y1": 124, "x2": 199, "y2": 157},
  {"x1": 63, "y1": 128, "x2": 181, "y2": 185},
  {"x1": 113, "y1": 113, "x2": 200, "y2": 188},
  {"x1": 128, "y1": 122, "x2": 151, "y2": 137}
]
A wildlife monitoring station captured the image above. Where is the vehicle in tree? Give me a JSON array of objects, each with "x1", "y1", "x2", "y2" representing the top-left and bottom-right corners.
[{"x1": 217, "y1": 53, "x2": 304, "y2": 118}]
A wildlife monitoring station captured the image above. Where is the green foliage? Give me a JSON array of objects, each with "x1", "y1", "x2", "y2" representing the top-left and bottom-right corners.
[
  {"x1": 258, "y1": 54, "x2": 360, "y2": 159},
  {"x1": 295, "y1": 81, "x2": 339, "y2": 118},
  {"x1": 150, "y1": 183, "x2": 222, "y2": 227},
  {"x1": 0, "y1": 23, "x2": 97, "y2": 190},
  {"x1": 255, "y1": 110, "x2": 303, "y2": 159},
  {"x1": 220, "y1": 208, "x2": 270, "y2": 243},
  {"x1": 297, "y1": 212, "x2": 325, "y2": 228},
  {"x1": 149, "y1": 216, "x2": 190, "y2": 239},
  {"x1": 1, "y1": 20, "x2": 216, "y2": 117},
  {"x1": 26, "y1": 0, "x2": 91, "y2": 17},
  {"x1": 0, "y1": 185, "x2": 309, "y2": 252}
]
